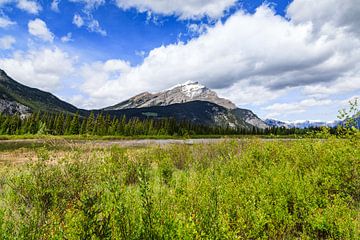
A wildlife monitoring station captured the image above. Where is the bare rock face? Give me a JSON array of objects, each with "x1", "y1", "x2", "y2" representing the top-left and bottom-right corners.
[
  {"x1": 0, "y1": 68, "x2": 79, "y2": 115},
  {"x1": 0, "y1": 97, "x2": 31, "y2": 118},
  {"x1": 104, "y1": 81, "x2": 269, "y2": 129},
  {"x1": 105, "y1": 81, "x2": 237, "y2": 110}
]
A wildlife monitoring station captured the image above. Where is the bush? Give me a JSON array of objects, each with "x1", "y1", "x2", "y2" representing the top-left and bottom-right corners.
[{"x1": 0, "y1": 139, "x2": 359, "y2": 239}]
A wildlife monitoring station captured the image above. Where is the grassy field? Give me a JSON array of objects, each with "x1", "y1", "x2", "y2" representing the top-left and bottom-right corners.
[{"x1": 0, "y1": 138, "x2": 359, "y2": 239}]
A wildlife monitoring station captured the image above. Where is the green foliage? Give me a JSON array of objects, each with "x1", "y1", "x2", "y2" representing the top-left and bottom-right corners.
[
  {"x1": 0, "y1": 111, "x2": 273, "y2": 137},
  {"x1": 337, "y1": 98, "x2": 360, "y2": 139},
  {"x1": 0, "y1": 139, "x2": 359, "y2": 239}
]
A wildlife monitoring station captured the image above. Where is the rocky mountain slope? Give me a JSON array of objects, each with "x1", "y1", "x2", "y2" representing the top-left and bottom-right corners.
[
  {"x1": 104, "y1": 81, "x2": 237, "y2": 110},
  {"x1": 104, "y1": 81, "x2": 267, "y2": 129},
  {"x1": 100, "y1": 101, "x2": 253, "y2": 129},
  {"x1": 0, "y1": 94, "x2": 31, "y2": 117},
  {"x1": 0, "y1": 69, "x2": 79, "y2": 116}
]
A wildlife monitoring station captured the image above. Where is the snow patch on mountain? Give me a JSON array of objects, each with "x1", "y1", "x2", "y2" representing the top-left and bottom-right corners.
[
  {"x1": 265, "y1": 119, "x2": 341, "y2": 129},
  {"x1": 104, "y1": 81, "x2": 268, "y2": 129},
  {"x1": 106, "y1": 80, "x2": 237, "y2": 110}
]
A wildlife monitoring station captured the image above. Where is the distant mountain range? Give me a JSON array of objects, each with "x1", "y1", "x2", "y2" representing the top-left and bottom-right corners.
[
  {"x1": 2, "y1": 68, "x2": 358, "y2": 130},
  {"x1": 265, "y1": 118, "x2": 360, "y2": 129},
  {"x1": 0, "y1": 69, "x2": 267, "y2": 129}
]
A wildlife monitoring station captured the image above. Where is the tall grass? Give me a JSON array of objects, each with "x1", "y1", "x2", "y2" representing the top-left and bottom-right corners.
[{"x1": 0, "y1": 138, "x2": 359, "y2": 239}]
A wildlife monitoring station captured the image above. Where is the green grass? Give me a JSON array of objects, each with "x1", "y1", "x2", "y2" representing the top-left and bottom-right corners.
[{"x1": 0, "y1": 138, "x2": 359, "y2": 239}]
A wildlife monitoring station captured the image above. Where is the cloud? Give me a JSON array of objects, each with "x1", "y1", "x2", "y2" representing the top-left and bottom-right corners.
[
  {"x1": 72, "y1": 13, "x2": 106, "y2": 36},
  {"x1": 69, "y1": 0, "x2": 105, "y2": 10},
  {"x1": 187, "y1": 23, "x2": 208, "y2": 35},
  {"x1": 287, "y1": 0, "x2": 360, "y2": 36},
  {"x1": 74, "y1": 59, "x2": 131, "y2": 108},
  {"x1": 61, "y1": 32, "x2": 73, "y2": 43},
  {"x1": 0, "y1": 35, "x2": 15, "y2": 49},
  {"x1": 51, "y1": 0, "x2": 60, "y2": 12},
  {"x1": 216, "y1": 83, "x2": 285, "y2": 106},
  {"x1": 87, "y1": 18, "x2": 106, "y2": 36},
  {"x1": 0, "y1": 16, "x2": 15, "y2": 28},
  {"x1": 72, "y1": 14, "x2": 84, "y2": 27},
  {"x1": 16, "y1": 0, "x2": 42, "y2": 14},
  {"x1": 135, "y1": 50, "x2": 146, "y2": 58},
  {"x1": 77, "y1": 4, "x2": 360, "y2": 108},
  {"x1": 115, "y1": 0, "x2": 237, "y2": 19},
  {"x1": 303, "y1": 72, "x2": 360, "y2": 97},
  {"x1": 0, "y1": 47, "x2": 75, "y2": 91},
  {"x1": 28, "y1": 18, "x2": 54, "y2": 42},
  {"x1": 0, "y1": 0, "x2": 41, "y2": 14},
  {"x1": 265, "y1": 98, "x2": 333, "y2": 118}
]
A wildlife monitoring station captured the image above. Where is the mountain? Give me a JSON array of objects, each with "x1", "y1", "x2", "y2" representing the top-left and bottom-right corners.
[
  {"x1": 265, "y1": 119, "x2": 341, "y2": 129},
  {"x1": 100, "y1": 101, "x2": 253, "y2": 129},
  {"x1": 104, "y1": 81, "x2": 267, "y2": 129},
  {"x1": 232, "y1": 108, "x2": 269, "y2": 129},
  {"x1": 0, "y1": 69, "x2": 267, "y2": 129},
  {"x1": 0, "y1": 69, "x2": 80, "y2": 116},
  {"x1": 104, "y1": 81, "x2": 237, "y2": 110}
]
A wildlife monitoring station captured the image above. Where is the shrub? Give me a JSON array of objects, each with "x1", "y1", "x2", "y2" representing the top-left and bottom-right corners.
[{"x1": 0, "y1": 139, "x2": 358, "y2": 239}]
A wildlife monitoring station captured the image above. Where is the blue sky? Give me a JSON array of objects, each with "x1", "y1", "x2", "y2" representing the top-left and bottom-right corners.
[{"x1": 0, "y1": 0, "x2": 359, "y2": 121}]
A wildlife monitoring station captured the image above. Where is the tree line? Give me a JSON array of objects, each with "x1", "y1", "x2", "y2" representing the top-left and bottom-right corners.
[
  {"x1": 0, "y1": 112, "x2": 256, "y2": 136},
  {"x1": 0, "y1": 112, "x2": 327, "y2": 136}
]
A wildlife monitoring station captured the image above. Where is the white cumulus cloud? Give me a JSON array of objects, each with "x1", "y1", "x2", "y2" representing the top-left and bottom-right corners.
[
  {"x1": 265, "y1": 98, "x2": 333, "y2": 118},
  {"x1": 77, "y1": 4, "x2": 360, "y2": 109},
  {"x1": 16, "y1": 0, "x2": 42, "y2": 14},
  {"x1": 79, "y1": 59, "x2": 131, "y2": 106},
  {"x1": 115, "y1": 0, "x2": 237, "y2": 19},
  {"x1": 28, "y1": 18, "x2": 54, "y2": 42},
  {"x1": 287, "y1": 0, "x2": 360, "y2": 36},
  {"x1": 0, "y1": 47, "x2": 75, "y2": 91}
]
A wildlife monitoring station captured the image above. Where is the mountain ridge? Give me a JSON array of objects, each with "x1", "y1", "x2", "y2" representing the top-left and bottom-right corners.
[
  {"x1": 104, "y1": 81, "x2": 237, "y2": 110},
  {"x1": 0, "y1": 69, "x2": 267, "y2": 129},
  {"x1": 100, "y1": 100, "x2": 254, "y2": 129},
  {"x1": 0, "y1": 69, "x2": 79, "y2": 116},
  {"x1": 103, "y1": 81, "x2": 268, "y2": 128},
  {"x1": 265, "y1": 119, "x2": 342, "y2": 129}
]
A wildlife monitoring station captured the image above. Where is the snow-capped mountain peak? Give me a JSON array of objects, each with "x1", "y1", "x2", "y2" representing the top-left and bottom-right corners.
[
  {"x1": 103, "y1": 80, "x2": 269, "y2": 129},
  {"x1": 107, "y1": 81, "x2": 237, "y2": 110},
  {"x1": 172, "y1": 81, "x2": 207, "y2": 98},
  {"x1": 264, "y1": 119, "x2": 341, "y2": 128}
]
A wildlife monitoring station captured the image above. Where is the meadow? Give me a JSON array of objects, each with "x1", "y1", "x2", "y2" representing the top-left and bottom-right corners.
[{"x1": 0, "y1": 136, "x2": 359, "y2": 239}]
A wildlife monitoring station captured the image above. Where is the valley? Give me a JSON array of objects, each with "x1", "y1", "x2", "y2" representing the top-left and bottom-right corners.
[{"x1": 1, "y1": 1, "x2": 359, "y2": 238}]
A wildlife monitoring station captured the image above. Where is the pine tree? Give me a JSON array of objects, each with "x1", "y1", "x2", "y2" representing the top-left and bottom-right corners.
[
  {"x1": 80, "y1": 119, "x2": 87, "y2": 135},
  {"x1": 55, "y1": 113, "x2": 65, "y2": 135},
  {"x1": 64, "y1": 115, "x2": 72, "y2": 135},
  {"x1": 86, "y1": 112, "x2": 95, "y2": 135},
  {"x1": 69, "y1": 113, "x2": 80, "y2": 135}
]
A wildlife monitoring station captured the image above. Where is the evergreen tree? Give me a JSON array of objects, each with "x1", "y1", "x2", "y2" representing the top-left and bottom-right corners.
[
  {"x1": 55, "y1": 113, "x2": 65, "y2": 135},
  {"x1": 69, "y1": 113, "x2": 80, "y2": 135},
  {"x1": 80, "y1": 119, "x2": 87, "y2": 135},
  {"x1": 64, "y1": 115, "x2": 72, "y2": 135},
  {"x1": 86, "y1": 112, "x2": 95, "y2": 135}
]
